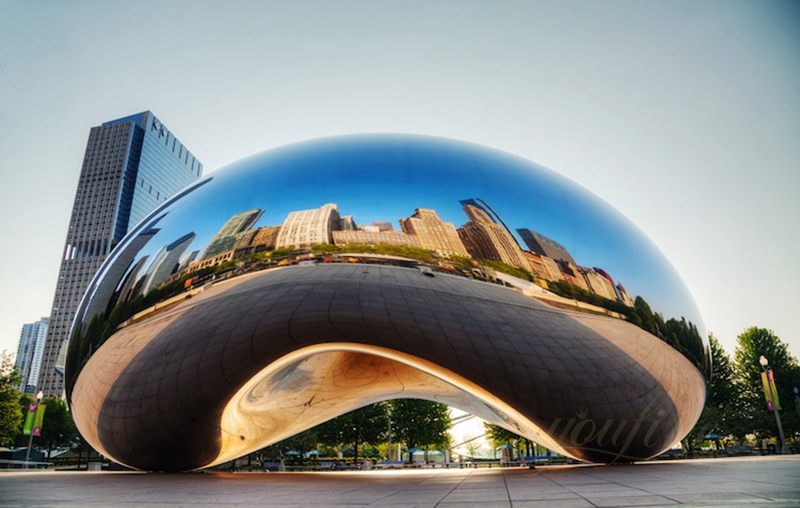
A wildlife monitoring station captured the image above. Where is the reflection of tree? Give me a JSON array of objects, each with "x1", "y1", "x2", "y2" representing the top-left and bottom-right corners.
[
  {"x1": 547, "y1": 281, "x2": 707, "y2": 373},
  {"x1": 686, "y1": 334, "x2": 745, "y2": 450},
  {"x1": 478, "y1": 259, "x2": 534, "y2": 282},
  {"x1": 311, "y1": 243, "x2": 438, "y2": 263},
  {"x1": 65, "y1": 266, "x2": 218, "y2": 398}
]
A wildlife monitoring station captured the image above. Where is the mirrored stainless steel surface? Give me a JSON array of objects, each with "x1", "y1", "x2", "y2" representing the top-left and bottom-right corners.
[{"x1": 66, "y1": 134, "x2": 708, "y2": 471}]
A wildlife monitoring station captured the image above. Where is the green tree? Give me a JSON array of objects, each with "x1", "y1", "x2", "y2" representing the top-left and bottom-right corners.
[
  {"x1": 483, "y1": 423, "x2": 534, "y2": 457},
  {"x1": 316, "y1": 403, "x2": 387, "y2": 464},
  {"x1": 483, "y1": 422, "x2": 518, "y2": 447},
  {"x1": 479, "y1": 259, "x2": 534, "y2": 282},
  {"x1": 256, "y1": 428, "x2": 320, "y2": 465},
  {"x1": 688, "y1": 334, "x2": 746, "y2": 448},
  {"x1": 37, "y1": 397, "x2": 79, "y2": 458},
  {"x1": 390, "y1": 399, "x2": 451, "y2": 462},
  {"x1": 0, "y1": 352, "x2": 23, "y2": 446},
  {"x1": 310, "y1": 243, "x2": 340, "y2": 253},
  {"x1": 733, "y1": 327, "x2": 800, "y2": 441}
]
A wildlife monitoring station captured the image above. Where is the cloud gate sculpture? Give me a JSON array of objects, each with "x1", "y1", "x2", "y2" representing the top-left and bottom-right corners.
[{"x1": 66, "y1": 134, "x2": 708, "y2": 471}]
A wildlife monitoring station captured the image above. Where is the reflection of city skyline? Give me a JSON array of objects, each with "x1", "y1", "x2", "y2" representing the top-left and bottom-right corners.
[
  {"x1": 94, "y1": 193, "x2": 707, "y2": 375},
  {"x1": 151, "y1": 198, "x2": 634, "y2": 310}
]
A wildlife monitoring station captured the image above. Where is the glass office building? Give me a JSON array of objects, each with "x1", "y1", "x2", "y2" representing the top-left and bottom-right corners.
[
  {"x1": 13, "y1": 317, "x2": 49, "y2": 394},
  {"x1": 37, "y1": 112, "x2": 202, "y2": 397}
]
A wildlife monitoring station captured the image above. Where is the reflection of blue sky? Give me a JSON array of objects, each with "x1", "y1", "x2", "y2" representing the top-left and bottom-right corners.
[{"x1": 124, "y1": 134, "x2": 702, "y2": 327}]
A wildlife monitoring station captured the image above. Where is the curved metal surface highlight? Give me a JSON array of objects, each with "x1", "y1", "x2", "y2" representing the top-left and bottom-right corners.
[{"x1": 66, "y1": 134, "x2": 708, "y2": 471}]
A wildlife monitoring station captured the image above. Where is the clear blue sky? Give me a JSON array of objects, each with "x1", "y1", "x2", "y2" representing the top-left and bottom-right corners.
[{"x1": 0, "y1": 0, "x2": 798, "y2": 360}]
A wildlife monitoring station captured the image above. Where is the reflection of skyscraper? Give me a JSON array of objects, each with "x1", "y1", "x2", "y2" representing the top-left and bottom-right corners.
[
  {"x1": 140, "y1": 232, "x2": 197, "y2": 295},
  {"x1": 276, "y1": 203, "x2": 340, "y2": 249},
  {"x1": 399, "y1": 208, "x2": 469, "y2": 257},
  {"x1": 616, "y1": 283, "x2": 635, "y2": 307},
  {"x1": 581, "y1": 268, "x2": 616, "y2": 300},
  {"x1": 332, "y1": 229, "x2": 421, "y2": 248},
  {"x1": 459, "y1": 198, "x2": 518, "y2": 245},
  {"x1": 179, "y1": 250, "x2": 199, "y2": 272},
  {"x1": 82, "y1": 225, "x2": 160, "y2": 322},
  {"x1": 14, "y1": 318, "x2": 49, "y2": 394},
  {"x1": 202, "y1": 209, "x2": 263, "y2": 259},
  {"x1": 251, "y1": 226, "x2": 281, "y2": 250},
  {"x1": 459, "y1": 204, "x2": 528, "y2": 269},
  {"x1": 372, "y1": 221, "x2": 393, "y2": 232},
  {"x1": 339, "y1": 215, "x2": 358, "y2": 231},
  {"x1": 37, "y1": 111, "x2": 202, "y2": 397},
  {"x1": 517, "y1": 228, "x2": 576, "y2": 265}
]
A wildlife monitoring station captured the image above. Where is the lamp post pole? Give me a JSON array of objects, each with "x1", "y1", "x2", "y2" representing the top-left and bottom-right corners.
[
  {"x1": 24, "y1": 391, "x2": 44, "y2": 468},
  {"x1": 387, "y1": 406, "x2": 393, "y2": 461},
  {"x1": 758, "y1": 356, "x2": 790, "y2": 454}
]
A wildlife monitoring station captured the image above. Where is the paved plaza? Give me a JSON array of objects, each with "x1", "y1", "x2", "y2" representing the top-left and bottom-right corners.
[{"x1": 1, "y1": 456, "x2": 798, "y2": 507}]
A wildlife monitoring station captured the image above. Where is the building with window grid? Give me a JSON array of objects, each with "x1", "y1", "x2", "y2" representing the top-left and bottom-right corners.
[{"x1": 37, "y1": 111, "x2": 202, "y2": 397}]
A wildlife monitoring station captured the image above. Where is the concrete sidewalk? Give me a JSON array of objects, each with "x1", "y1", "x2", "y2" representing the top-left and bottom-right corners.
[{"x1": 1, "y1": 456, "x2": 798, "y2": 507}]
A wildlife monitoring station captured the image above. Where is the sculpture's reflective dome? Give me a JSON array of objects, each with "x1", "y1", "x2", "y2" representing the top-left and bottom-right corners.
[{"x1": 66, "y1": 134, "x2": 708, "y2": 471}]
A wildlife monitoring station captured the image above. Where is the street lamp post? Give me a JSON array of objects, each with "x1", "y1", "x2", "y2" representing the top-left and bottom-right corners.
[
  {"x1": 386, "y1": 406, "x2": 393, "y2": 461},
  {"x1": 758, "y1": 356, "x2": 791, "y2": 454},
  {"x1": 24, "y1": 391, "x2": 44, "y2": 468}
]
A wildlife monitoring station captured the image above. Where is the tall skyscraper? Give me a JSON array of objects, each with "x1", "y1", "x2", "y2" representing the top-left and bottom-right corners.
[
  {"x1": 458, "y1": 203, "x2": 528, "y2": 269},
  {"x1": 399, "y1": 208, "x2": 469, "y2": 258},
  {"x1": 14, "y1": 318, "x2": 49, "y2": 394},
  {"x1": 459, "y1": 198, "x2": 518, "y2": 245},
  {"x1": 37, "y1": 111, "x2": 203, "y2": 397}
]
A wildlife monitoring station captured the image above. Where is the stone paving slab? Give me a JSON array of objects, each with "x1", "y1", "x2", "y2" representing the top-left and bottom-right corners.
[{"x1": 0, "y1": 456, "x2": 798, "y2": 507}]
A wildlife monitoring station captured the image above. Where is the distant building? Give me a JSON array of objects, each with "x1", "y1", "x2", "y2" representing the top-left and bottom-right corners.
[
  {"x1": 616, "y1": 283, "x2": 635, "y2": 307},
  {"x1": 517, "y1": 228, "x2": 576, "y2": 265},
  {"x1": 539, "y1": 256, "x2": 564, "y2": 282},
  {"x1": 332, "y1": 229, "x2": 421, "y2": 248},
  {"x1": 339, "y1": 215, "x2": 358, "y2": 231},
  {"x1": 140, "y1": 232, "x2": 197, "y2": 294},
  {"x1": 37, "y1": 111, "x2": 202, "y2": 397},
  {"x1": 202, "y1": 209, "x2": 263, "y2": 259},
  {"x1": 372, "y1": 221, "x2": 394, "y2": 232},
  {"x1": 276, "y1": 203, "x2": 340, "y2": 249},
  {"x1": 581, "y1": 268, "x2": 617, "y2": 300},
  {"x1": 14, "y1": 318, "x2": 49, "y2": 394},
  {"x1": 178, "y1": 250, "x2": 200, "y2": 272},
  {"x1": 458, "y1": 204, "x2": 528, "y2": 269},
  {"x1": 459, "y1": 198, "x2": 518, "y2": 245},
  {"x1": 251, "y1": 226, "x2": 281, "y2": 250},
  {"x1": 559, "y1": 260, "x2": 589, "y2": 291},
  {"x1": 399, "y1": 208, "x2": 469, "y2": 258},
  {"x1": 521, "y1": 252, "x2": 550, "y2": 280}
]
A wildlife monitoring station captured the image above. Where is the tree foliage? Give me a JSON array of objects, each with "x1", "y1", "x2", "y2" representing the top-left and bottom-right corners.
[
  {"x1": 546, "y1": 283, "x2": 707, "y2": 372},
  {"x1": 390, "y1": 399, "x2": 452, "y2": 453},
  {"x1": 483, "y1": 422, "x2": 519, "y2": 447},
  {"x1": 315, "y1": 403, "x2": 388, "y2": 463},
  {"x1": 732, "y1": 327, "x2": 800, "y2": 440},
  {"x1": 685, "y1": 328, "x2": 800, "y2": 450},
  {"x1": 0, "y1": 352, "x2": 23, "y2": 446},
  {"x1": 688, "y1": 334, "x2": 746, "y2": 444},
  {"x1": 38, "y1": 397, "x2": 80, "y2": 458}
]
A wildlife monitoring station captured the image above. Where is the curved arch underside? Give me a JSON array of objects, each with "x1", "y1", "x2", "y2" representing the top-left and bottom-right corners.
[{"x1": 71, "y1": 264, "x2": 705, "y2": 471}]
